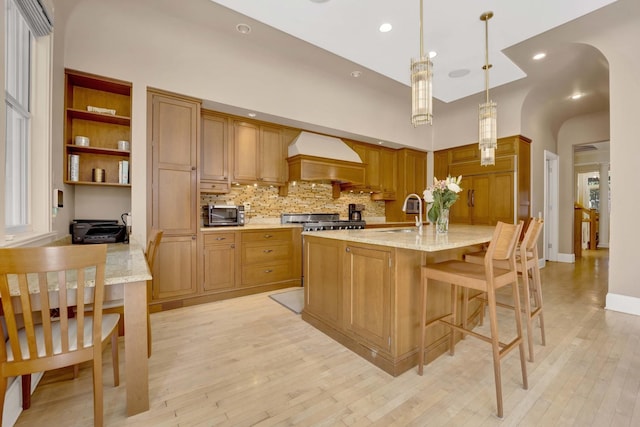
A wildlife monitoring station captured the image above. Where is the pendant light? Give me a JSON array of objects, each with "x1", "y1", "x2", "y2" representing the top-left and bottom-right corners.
[
  {"x1": 411, "y1": 0, "x2": 433, "y2": 126},
  {"x1": 479, "y1": 11, "x2": 496, "y2": 166}
]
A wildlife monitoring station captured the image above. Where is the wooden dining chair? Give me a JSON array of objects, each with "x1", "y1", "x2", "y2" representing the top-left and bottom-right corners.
[
  {"x1": 418, "y1": 221, "x2": 527, "y2": 418},
  {"x1": 144, "y1": 229, "x2": 163, "y2": 357},
  {"x1": 0, "y1": 244, "x2": 120, "y2": 427},
  {"x1": 465, "y1": 218, "x2": 546, "y2": 362}
]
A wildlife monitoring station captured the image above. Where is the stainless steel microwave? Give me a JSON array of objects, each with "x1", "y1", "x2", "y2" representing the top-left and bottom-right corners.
[{"x1": 203, "y1": 204, "x2": 245, "y2": 227}]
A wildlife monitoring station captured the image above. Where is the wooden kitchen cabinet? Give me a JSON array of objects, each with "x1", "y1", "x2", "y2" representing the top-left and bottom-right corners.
[
  {"x1": 232, "y1": 120, "x2": 286, "y2": 186},
  {"x1": 148, "y1": 89, "x2": 200, "y2": 302},
  {"x1": 385, "y1": 148, "x2": 427, "y2": 222},
  {"x1": 152, "y1": 234, "x2": 197, "y2": 300},
  {"x1": 343, "y1": 243, "x2": 392, "y2": 354},
  {"x1": 64, "y1": 69, "x2": 132, "y2": 186},
  {"x1": 438, "y1": 135, "x2": 530, "y2": 225},
  {"x1": 203, "y1": 232, "x2": 236, "y2": 292},
  {"x1": 342, "y1": 141, "x2": 397, "y2": 200},
  {"x1": 240, "y1": 229, "x2": 300, "y2": 288},
  {"x1": 304, "y1": 237, "x2": 343, "y2": 329},
  {"x1": 200, "y1": 110, "x2": 230, "y2": 193}
]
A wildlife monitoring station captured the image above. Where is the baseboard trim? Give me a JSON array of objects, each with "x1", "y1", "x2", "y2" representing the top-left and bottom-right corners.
[
  {"x1": 2, "y1": 372, "x2": 44, "y2": 427},
  {"x1": 557, "y1": 253, "x2": 575, "y2": 263},
  {"x1": 606, "y1": 293, "x2": 640, "y2": 316}
]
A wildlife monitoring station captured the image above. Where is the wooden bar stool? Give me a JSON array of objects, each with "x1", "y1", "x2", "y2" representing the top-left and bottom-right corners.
[
  {"x1": 418, "y1": 221, "x2": 527, "y2": 418},
  {"x1": 465, "y1": 218, "x2": 545, "y2": 362}
]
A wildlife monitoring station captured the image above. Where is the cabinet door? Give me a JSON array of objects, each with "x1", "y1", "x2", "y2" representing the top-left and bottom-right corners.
[
  {"x1": 201, "y1": 113, "x2": 229, "y2": 182},
  {"x1": 379, "y1": 149, "x2": 397, "y2": 193},
  {"x1": 203, "y1": 243, "x2": 235, "y2": 292},
  {"x1": 259, "y1": 125, "x2": 285, "y2": 184},
  {"x1": 153, "y1": 235, "x2": 197, "y2": 299},
  {"x1": 304, "y1": 237, "x2": 343, "y2": 329},
  {"x1": 343, "y1": 244, "x2": 391, "y2": 353},
  {"x1": 233, "y1": 121, "x2": 259, "y2": 182},
  {"x1": 151, "y1": 94, "x2": 198, "y2": 235},
  {"x1": 470, "y1": 175, "x2": 491, "y2": 225},
  {"x1": 490, "y1": 172, "x2": 515, "y2": 224},
  {"x1": 450, "y1": 176, "x2": 472, "y2": 224}
]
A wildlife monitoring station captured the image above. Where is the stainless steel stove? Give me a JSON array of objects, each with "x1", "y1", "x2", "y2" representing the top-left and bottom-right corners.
[{"x1": 281, "y1": 213, "x2": 366, "y2": 231}]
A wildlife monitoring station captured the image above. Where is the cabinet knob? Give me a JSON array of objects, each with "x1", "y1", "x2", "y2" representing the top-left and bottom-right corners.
[
  {"x1": 264, "y1": 234, "x2": 273, "y2": 239},
  {"x1": 230, "y1": 244, "x2": 235, "y2": 249},
  {"x1": 264, "y1": 269, "x2": 273, "y2": 273},
  {"x1": 215, "y1": 237, "x2": 226, "y2": 241},
  {"x1": 263, "y1": 249, "x2": 273, "y2": 253},
  {"x1": 346, "y1": 247, "x2": 351, "y2": 253},
  {"x1": 192, "y1": 235, "x2": 196, "y2": 240},
  {"x1": 191, "y1": 166, "x2": 196, "y2": 171}
]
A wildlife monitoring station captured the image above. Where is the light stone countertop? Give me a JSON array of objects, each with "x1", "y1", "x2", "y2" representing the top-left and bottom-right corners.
[
  {"x1": 303, "y1": 224, "x2": 496, "y2": 252},
  {"x1": 7, "y1": 239, "x2": 152, "y2": 296},
  {"x1": 200, "y1": 223, "x2": 303, "y2": 232}
]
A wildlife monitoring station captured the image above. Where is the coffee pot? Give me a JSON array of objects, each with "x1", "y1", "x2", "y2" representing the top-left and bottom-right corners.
[{"x1": 348, "y1": 203, "x2": 364, "y2": 221}]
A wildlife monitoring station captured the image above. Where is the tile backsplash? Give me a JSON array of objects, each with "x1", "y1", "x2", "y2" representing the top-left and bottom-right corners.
[{"x1": 200, "y1": 182, "x2": 385, "y2": 222}]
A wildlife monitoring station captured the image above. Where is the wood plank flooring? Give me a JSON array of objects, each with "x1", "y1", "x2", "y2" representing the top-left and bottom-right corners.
[{"x1": 15, "y1": 249, "x2": 640, "y2": 426}]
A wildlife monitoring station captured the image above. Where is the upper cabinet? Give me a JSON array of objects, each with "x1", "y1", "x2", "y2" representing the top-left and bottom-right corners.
[
  {"x1": 232, "y1": 120, "x2": 286, "y2": 186},
  {"x1": 436, "y1": 135, "x2": 531, "y2": 225},
  {"x1": 342, "y1": 140, "x2": 397, "y2": 200},
  {"x1": 64, "y1": 69, "x2": 132, "y2": 186},
  {"x1": 384, "y1": 148, "x2": 427, "y2": 222},
  {"x1": 200, "y1": 111, "x2": 230, "y2": 193}
]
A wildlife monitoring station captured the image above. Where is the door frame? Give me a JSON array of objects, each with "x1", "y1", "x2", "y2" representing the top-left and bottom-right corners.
[{"x1": 544, "y1": 150, "x2": 559, "y2": 262}]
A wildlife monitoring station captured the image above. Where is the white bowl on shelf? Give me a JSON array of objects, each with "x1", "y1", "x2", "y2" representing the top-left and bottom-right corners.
[{"x1": 75, "y1": 135, "x2": 90, "y2": 146}]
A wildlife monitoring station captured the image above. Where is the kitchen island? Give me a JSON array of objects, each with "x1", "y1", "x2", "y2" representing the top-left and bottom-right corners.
[{"x1": 302, "y1": 224, "x2": 495, "y2": 376}]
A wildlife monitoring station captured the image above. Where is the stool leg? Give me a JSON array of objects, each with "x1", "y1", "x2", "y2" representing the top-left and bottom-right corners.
[
  {"x1": 449, "y1": 284, "x2": 458, "y2": 356},
  {"x1": 486, "y1": 288, "x2": 504, "y2": 418},
  {"x1": 511, "y1": 278, "x2": 529, "y2": 392},
  {"x1": 521, "y1": 262, "x2": 535, "y2": 362},
  {"x1": 531, "y1": 259, "x2": 546, "y2": 346},
  {"x1": 418, "y1": 269, "x2": 428, "y2": 375}
]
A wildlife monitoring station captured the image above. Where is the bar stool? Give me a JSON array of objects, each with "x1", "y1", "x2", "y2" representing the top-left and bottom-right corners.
[
  {"x1": 465, "y1": 218, "x2": 545, "y2": 362},
  {"x1": 418, "y1": 221, "x2": 527, "y2": 418}
]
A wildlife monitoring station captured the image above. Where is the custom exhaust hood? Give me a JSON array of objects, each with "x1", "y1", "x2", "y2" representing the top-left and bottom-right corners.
[{"x1": 287, "y1": 131, "x2": 365, "y2": 184}]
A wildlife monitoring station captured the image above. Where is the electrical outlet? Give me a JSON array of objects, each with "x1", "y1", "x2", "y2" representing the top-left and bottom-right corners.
[{"x1": 245, "y1": 203, "x2": 251, "y2": 212}]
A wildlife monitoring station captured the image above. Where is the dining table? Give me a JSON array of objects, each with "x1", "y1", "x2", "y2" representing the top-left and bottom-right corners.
[{"x1": 4, "y1": 238, "x2": 152, "y2": 416}]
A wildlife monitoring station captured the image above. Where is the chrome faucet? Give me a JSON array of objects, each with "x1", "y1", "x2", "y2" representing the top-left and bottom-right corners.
[{"x1": 402, "y1": 193, "x2": 423, "y2": 233}]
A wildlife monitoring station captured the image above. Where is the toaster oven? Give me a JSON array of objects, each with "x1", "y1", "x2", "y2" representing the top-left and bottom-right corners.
[{"x1": 203, "y1": 204, "x2": 245, "y2": 227}]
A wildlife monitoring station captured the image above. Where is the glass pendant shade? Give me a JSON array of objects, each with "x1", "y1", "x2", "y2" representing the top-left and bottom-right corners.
[
  {"x1": 479, "y1": 100, "x2": 497, "y2": 166},
  {"x1": 411, "y1": 56, "x2": 433, "y2": 126}
]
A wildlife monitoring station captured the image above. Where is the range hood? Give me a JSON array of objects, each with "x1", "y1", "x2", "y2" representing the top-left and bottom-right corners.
[{"x1": 287, "y1": 131, "x2": 365, "y2": 184}]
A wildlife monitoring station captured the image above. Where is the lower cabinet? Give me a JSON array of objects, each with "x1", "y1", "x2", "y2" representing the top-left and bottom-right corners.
[
  {"x1": 203, "y1": 232, "x2": 236, "y2": 292},
  {"x1": 153, "y1": 235, "x2": 198, "y2": 300},
  {"x1": 303, "y1": 235, "x2": 484, "y2": 377},
  {"x1": 343, "y1": 244, "x2": 392, "y2": 354}
]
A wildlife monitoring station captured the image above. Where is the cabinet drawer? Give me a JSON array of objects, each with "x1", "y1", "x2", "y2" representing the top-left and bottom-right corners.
[
  {"x1": 204, "y1": 232, "x2": 235, "y2": 245},
  {"x1": 241, "y1": 229, "x2": 291, "y2": 243},
  {"x1": 200, "y1": 181, "x2": 230, "y2": 193},
  {"x1": 242, "y1": 261, "x2": 293, "y2": 286},
  {"x1": 242, "y1": 242, "x2": 291, "y2": 264}
]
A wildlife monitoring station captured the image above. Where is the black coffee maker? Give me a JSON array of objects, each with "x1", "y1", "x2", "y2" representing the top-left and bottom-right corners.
[{"x1": 348, "y1": 203, "x2": 364, "y2": 221}]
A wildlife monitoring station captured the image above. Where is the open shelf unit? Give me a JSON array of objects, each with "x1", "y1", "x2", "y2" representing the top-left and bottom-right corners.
[{"x1": 64, "y1": 69, "x2": 132, "y2": 186}]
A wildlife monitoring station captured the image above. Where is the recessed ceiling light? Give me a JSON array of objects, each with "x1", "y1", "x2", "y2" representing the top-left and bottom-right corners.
[
  {"x1": 571, "y1": 93, "x2": 584, "y2": 100},
  {"x1": 379, "y1": 23, "x2": 392, "y2": 33},
  {"x1": 378, "y1": 141, "x2": 384, "y2": 145},
  {"x1": 428, "y1": 51, "x2": 437, "y2": 59},
  {"x1": 351, "y1": 70, "x2": 362, "y2": 78},
  {"x1": 533, "y1": 52, "x2": 546, "y2": 60},
  {"x1": 309, "y1": 0, "x2": 330, "y2": 3},
  {"x1": 247, "y1": 112, "x2": 257, "y2": 117},
  {"x1": 448, "y1": 69, "x2": 470, "y2": 78},
  {"x1": 236, "y1": 23, "x2": 251, "y2": 34}
]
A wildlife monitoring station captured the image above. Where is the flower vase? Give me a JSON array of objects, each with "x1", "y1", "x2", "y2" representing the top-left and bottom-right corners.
[{"x1": 436, "y1": 208, "x2": 449, "y2": 234}]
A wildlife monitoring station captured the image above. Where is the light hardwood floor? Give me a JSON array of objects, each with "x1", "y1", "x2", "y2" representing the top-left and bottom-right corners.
[{"x1": 15, "y1": 249, "x2": 640, "y2": 426}]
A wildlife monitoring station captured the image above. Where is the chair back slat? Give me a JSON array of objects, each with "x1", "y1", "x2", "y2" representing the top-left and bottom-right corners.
[
  {"x1": 486, "y1": 221, "x2": 523, "y2": 262},
  {"x1": 0, "y1": 244, "x2": 107, "y2": 364},
  {"x1": 522, "y1": 218, "x2": 544, "y2": 252}
]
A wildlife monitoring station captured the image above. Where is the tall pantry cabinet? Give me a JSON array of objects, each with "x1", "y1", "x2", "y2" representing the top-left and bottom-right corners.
[{"x1": 147, "y1": 89, "x2": 200, "y2": 302}]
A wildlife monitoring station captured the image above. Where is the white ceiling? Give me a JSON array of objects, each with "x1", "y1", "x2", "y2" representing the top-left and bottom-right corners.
[{"x1": 208, "y1": 0, "x2": 617, "y2": 103}]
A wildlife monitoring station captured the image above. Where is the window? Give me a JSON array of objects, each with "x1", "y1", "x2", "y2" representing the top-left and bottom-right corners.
[
  {"x1": 2, "y1": 0, "x2": 52, "y2": 245},
  {"x1": 5, "y1": 0, "x2": 32, "y2": 234}
]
